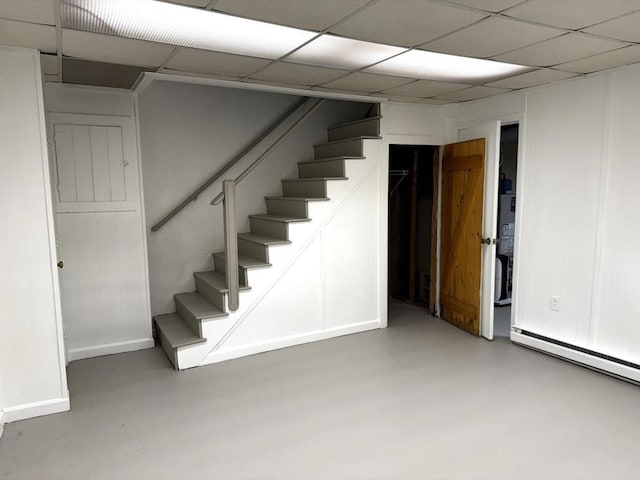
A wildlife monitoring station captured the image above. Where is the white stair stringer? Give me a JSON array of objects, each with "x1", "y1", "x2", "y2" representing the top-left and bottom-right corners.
[{"x1": 175, "y1": 139, "x2": 384, "y2": 369}]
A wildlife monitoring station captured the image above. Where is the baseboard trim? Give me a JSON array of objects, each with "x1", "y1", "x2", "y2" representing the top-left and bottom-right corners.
[
  {"x1": 1, "y1": 397, "x2": 70, "y2": 425},
  {"x1": 68, "y1": 337, "x2": 155, "y2": 361},
  {"x1": 511, "y1": 331, "x2": 640, "y2": 384},
  {"x1": 199, "y1": 320, "x2": 381, "y2": 367}
]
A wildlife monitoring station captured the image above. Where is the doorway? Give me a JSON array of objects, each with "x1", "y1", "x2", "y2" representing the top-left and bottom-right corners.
[
  {"x1": 388, "y1": 144, "x2": 437, "y2": 313},
  {"x1": 493, "y1": 124, "x2": 519, "y2": 338}
]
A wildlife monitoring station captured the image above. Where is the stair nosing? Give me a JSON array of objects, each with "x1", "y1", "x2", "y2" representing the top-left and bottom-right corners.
[
  {"x1": 314, "y1": 136, "x2": 380, "y2": 147},
  {"x1": 174, "y1": 292, "x2": 228, "y2": 321},
  {"x1": 281, "y1": 177, "x2": 348, "y2": 183},
  {"x1": 212, "y1": 252, "x2": 272, "y2": 269},
  {"x1": 264, "y1": 196, "x2": 330, "y2": 202},
  {"x1": 194, "y1": 271, "x2": 251, "y2": 292},
  {"x1": 328, "y1": 116, "x2": 382, "y2": 129},
  {"x1": 237, "y1": 233, "x2": 292, "y2": 245},
  {"x1": 248, "y1": 214, "x2": 310, "y2": 223},
  {"x1": 154, "y1": 314, "x2": 206, "y2": 349},
  {"x1": 298, "y1": 156, "x2": 364, "y2": 166}
]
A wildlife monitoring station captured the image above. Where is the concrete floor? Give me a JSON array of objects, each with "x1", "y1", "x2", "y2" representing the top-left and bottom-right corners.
[
  {"x1": 1, "y1": 301, "x2": 639, "y2": 480},
  {"x1": 493, "y1": 305, "x2": 511, "y2": 338}
]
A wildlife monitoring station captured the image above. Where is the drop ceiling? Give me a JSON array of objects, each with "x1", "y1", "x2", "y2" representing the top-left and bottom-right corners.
[{"x1": 2, "y1": 0, "x2": 640, "y2": 103}]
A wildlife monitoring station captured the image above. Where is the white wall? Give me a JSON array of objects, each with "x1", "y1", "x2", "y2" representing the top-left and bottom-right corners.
[
  {"x1": 44, "y1": 84, "x2": 153, "y2": 361},
  {"x1": 454, "y1": 66, "x2": 640, "y2": 369},
  {"x1": 137, "y1": 81, "x2": 370, "y2": 315},
  {"x1": 0, "y1": 47, "x2": 68, "y2": 428}
]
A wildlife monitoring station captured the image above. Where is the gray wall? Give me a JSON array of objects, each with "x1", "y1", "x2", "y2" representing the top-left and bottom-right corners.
[{"x1": 138, "y1": 81, "x2": 369, "y2": 315}]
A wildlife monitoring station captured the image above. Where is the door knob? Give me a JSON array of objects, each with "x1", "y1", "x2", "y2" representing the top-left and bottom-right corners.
[
  {"x1": 481, "y1": 237, "x2": 492, "y2": 245},
  {"x1": 57, "y1": 261, "x2": 64, "y2": 269}
]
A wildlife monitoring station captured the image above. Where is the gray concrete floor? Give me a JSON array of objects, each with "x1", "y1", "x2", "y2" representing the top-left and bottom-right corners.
[
  {"x1": 1, "y1": 301, "x2": 639, "y2": 480},
  {"x1": 493, "y1": 305, "x2": 511, "y2": 338}
]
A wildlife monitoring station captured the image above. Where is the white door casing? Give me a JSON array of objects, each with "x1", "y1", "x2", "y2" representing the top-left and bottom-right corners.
[
  {"x1": 49, "y1": 113, "x2": 152, "y2": 360},
  {"x1": 458, "y1": 121, "x2": 501, "y2": 340}
]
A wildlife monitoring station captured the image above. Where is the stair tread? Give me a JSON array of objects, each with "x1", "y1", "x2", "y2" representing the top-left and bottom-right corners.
[
  {"x1": 315, "y1": 136, "x2": 380, "y2": 147},
  {"x1": 154, "y1": 313, "x2": 206, "y2": 348},
  {"x1": 329, "y1": 116, "x2": 382, "y2": 129},
  {"x1": 298, "y1": 156, "x2": 364, "y2": 165},
  {"x1": 174, "y1": 292, "x2": 228, "y2": 320},
  {"x1": 238, "y1": 232, "x2": 292, "y2": 245},
  {"x1": 264, "y1": 196, "x2": 330, "y2": 202},
  {"x1": 249, "y1": 214, "x2": 310, "y2": 223},
  {"x1": 194, "y1": 270, "x2": 251, "y2": 292},
  {"x1": 281, "y1": 177, "x2": 348, "y2": 182},
  {"x1": 213, "y1": 252, "x2": 271, "y2": 268}
]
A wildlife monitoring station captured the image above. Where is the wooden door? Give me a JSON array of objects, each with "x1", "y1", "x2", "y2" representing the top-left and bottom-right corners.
[
  {"x1": 439, "y1": 138, "x2": 485, "y2": 335},
  {"x1": 49, "y1": 113, "x2": 151, "y2": 360}
]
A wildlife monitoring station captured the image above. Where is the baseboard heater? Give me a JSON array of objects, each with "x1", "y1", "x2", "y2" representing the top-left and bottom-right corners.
[{"x1": 511, "y1": 329, "x2": 640, "y2": 385}]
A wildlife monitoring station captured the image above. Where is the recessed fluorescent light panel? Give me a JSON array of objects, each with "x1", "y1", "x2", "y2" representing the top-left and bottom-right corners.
[
  {"x1": 61, "y1": 0, "x2": 316, "y2": 59},
  {"x1": 286, "y1": 34, "x2": 407, "y2": 70},
  {"x1": 366, "y1": 49, "x2": 531, "y2": 83}
]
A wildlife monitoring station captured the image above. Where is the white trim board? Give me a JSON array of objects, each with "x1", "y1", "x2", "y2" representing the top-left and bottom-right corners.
[
  {"x1": 511, "y1": 332, "x2": 640, "y2": 384},
  {"x1": 67, "y1": 338, "x2": 155, "y2": 362},
  {"x1": 1, "y1": 398, "x2": 70, "y2": 425}
]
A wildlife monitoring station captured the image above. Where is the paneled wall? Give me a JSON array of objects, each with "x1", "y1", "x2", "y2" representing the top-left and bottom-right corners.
[{"x1": 0, "y1": 47, "x2": 68, "y2": 426}]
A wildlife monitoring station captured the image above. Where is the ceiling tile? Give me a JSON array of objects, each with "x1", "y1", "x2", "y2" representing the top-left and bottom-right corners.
[
  {"x1": 62, "y1": 57, "x2": 155, "y2": 89},
  {"x1": 492, "y1": 33, "x2": 626, "y2": 67},
  {"x1": 62, "y1": 29, "x2": 175, "y2": 68},
  {"x1": 503, "y1": 0, "x2": 640, "y2": 29},
  {"x1": 0, "y1": 0, "x2": 55, "y2": 25},
  {"x1": 249, "y1": 62, "x2": 347, "y2": 86},
  {"x1": 163, "y1": 0, "x2": 211, "y2": 7},
  {"x1": 444, "y1": 0, "x2": 525, "y2": 12},
  {"x1": 0, "y1": 18, "x2": 56, "y2": 53},
  {"x1": 434, "y1": 85, "x2": 510, "y2": 101},
  {"x1": 382, "y1": 79, "x2": 471, "y2": 98},
  {"x1": 330, "y1": 0, "x2": 487, "y2": 47},
  {"x1": 419, "y1": 98, "x2": 454, "y2": 105},
  {"x1": 486, "y1": 68, "x2": 578, "y2": 89},
  {"x1": 320, "y1": 72, "x2": 416, "y2": 93},
  {"x1": 243, "y1": 79, "x2": 313, "y2": 91},
  {"x1": 165, "y1": 48, "x2": 270, "y2": 77},
  {"x1": 40, "y1": 53, "x2": 58, "y2": 75},
  {"x1": 583, "y1": 11, "x2": 640, "y2": 43},
  {"x1": 421, "y1": 17, "x2": 564, "y2": 59},
  {"x1": 555, "y1": 45, "x2": 640, "y2": 73},
  {"x1": 213, "y1": 0, "x2": 370, "y2": 31}
]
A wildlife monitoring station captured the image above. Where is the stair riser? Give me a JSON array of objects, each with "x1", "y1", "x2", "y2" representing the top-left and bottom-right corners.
[
  {"x1": 298, "y1": 159, "x2": 345, "y2": 178},
  {"x1": 328, "y1": 118, "x2": 380, "y2": 142},
  {"x1": 266, "y1": 198, "x2": 308, "y2": 218},
  {"x1": 175, "y1": 297, "x2": 202, "y2": 337},
  {"x1": 282, "y1": 180, "x2": 327, "y2": 198},
  {"x1": 213, "y1": 254, "x2": 249, "y2": 286},
  {"x1": 238, "y1": 237, "x2": 269, "y2": 263},
  {"x1": 314, "y1": 139, "x2": 362, "y2": 159},
  {"x1": 195, "y1": 277, "x2": 226, "y2": 313},
  {"x1": 250, "y1": 217, "x2": 288, "y2": 240}
]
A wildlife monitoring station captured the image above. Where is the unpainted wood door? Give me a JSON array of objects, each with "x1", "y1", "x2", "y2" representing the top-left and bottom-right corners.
[{"x1": 439, "y1": 138, "x2": 485, "y2": 335}]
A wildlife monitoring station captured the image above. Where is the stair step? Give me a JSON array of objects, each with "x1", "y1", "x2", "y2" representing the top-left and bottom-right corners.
[
  {"x1": 238, "y1": 232, "x2": 290, "y2": 262},
  {"x1": 249, "y1": 214, "x2": 309, "y2": 240},
  {"x1": 328, "y1": 116, "x2": 381, "y2": 142},
  {"x1": 195, "y1": 270, "x2": 251, "y2": 292},
  {"x1": 265, "y1": 196, "x2": 329, "y2": 217},
  {"x1": 213, "y1": 251, "x2": 271, "y2": 269},
  {"x1": 154, "y1": 313, "x2": 205, "y2": 368},
  {"x1": 195, "y1": 270, "x2": 250, "y2": 312},
  {"x1": 298, "y1": 158, "x2": 346, "y2": 178},
  {"x1": 238, "y1": 232, "x2": 292, "y2": 246},
  {"x1": 314, "y1": 136, "x2": 379, "y2": 159},
  {"x1": 281, "y1": 177, "x2": 346, "y2": 198},
  {"x1": 174, "y1": 292, "x2": 227, "y2": 337}
]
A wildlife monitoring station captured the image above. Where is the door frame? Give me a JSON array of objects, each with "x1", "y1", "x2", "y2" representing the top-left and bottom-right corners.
[{"x1": 456, "y1": 113, "x2": 525, "y2": 340}]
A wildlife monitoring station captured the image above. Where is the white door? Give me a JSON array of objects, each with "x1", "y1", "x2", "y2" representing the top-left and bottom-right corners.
[
  {"x1": 49, "y1": 113, "x2": 152, "y2": 361},
  {"x1": 458, "y1": 121, "x2": 501, "y2": 340}
]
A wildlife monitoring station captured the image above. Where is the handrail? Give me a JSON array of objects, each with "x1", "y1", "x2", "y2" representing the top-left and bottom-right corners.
[
  {"x1": 151, "y1": 96, "x2": 309, "y2": 232},
  {"x1": 222, "y1": 180, "x2": 239, "y2": 311},
  {"x1": 211, "y1": 98, "x2": 325, "y2": 206}
]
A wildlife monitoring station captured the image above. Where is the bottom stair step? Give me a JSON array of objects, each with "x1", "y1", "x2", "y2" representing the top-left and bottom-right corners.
[{"x1": 154, "y1": 313, "x2": 206, "y2": 349}]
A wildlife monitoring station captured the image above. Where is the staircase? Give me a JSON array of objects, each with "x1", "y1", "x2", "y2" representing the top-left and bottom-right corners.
[{"x1": 153, "y1": 108, "x2": 382, "y2": 369}]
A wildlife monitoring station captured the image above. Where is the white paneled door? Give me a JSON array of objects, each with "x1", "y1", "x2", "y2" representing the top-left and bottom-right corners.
[{"x1": 49, "y1": 113, "x2": 152, "y2": 361}]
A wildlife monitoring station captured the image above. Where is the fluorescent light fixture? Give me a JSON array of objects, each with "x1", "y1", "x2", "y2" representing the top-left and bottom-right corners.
[
  {"x1": 61, "y1": 0, "x2": 316, "y2": 59},
  {"x1": 286, "y1": 34, "x2": 407, "y2": 70},
  {"x1": 366, "y1": 49, "x2": 531, "y2": 83}
]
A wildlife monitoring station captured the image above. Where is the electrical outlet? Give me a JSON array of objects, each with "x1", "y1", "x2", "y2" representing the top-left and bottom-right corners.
[{"x1": 551, "y1": 296, "x2": 560, "y2": 311}]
